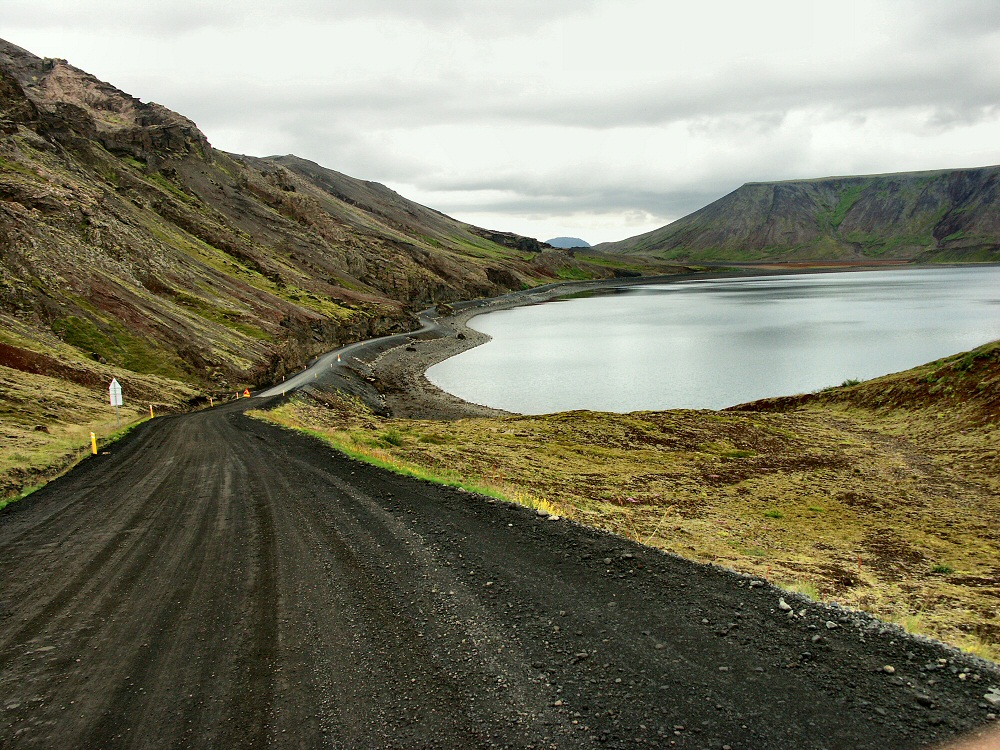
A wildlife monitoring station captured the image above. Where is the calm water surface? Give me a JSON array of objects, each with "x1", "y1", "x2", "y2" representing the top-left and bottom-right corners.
[{"x1": 427, "y1": 267, "x2": 1000, "y2": 413}]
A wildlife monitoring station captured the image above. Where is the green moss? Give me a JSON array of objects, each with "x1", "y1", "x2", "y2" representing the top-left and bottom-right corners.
[
  {"x1": 145, "y1": 171, "x2": 196, "y2": 204},
  {"x1": 52, "y1": 314, "x2": 188, "y2": 379},
  {"x1": 555, "y1": 266, "x2": 590, "y2": 280},
  {"x1": 817, "y1": 183, "x2": 865, "y2": 231},
  {"x1": 170, "y1": 291, "x2": 273, "y2": 341},
  {"x1": 831, "y1": 184, "x2": 864, "y2": 228}
]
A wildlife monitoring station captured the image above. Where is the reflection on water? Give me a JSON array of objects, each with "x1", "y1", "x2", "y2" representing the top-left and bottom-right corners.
[{"x1": 427, "y1": 267, "x2": 1000, "y2": 413}]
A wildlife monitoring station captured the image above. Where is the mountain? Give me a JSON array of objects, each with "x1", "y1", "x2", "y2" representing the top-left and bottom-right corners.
[
  {"x1": 0, "y1": 38, "x2": 645, "y2": 406},
  {"x1": 596, "y1": 167, "x2": 1000, "y2": 263},
  {"x1": 545, "y1": 236, "x2": 590, "y2": 249}
]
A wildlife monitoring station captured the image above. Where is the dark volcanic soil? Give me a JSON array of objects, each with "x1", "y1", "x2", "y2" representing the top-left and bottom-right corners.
[{"x1": 1, "y1": 401, "x2": 998, "y2": 749}]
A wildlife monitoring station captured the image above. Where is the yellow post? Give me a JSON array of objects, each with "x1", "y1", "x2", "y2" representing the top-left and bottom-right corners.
[
  {"x1": 150, "y1": 404, "x2": 154, "y2": 418},
  {"x1": 209, "y1": 396, "x2": 214, "y2": 407},
  {"x1": 90, "y1": 432, "x2": 97, "y2": 455}
]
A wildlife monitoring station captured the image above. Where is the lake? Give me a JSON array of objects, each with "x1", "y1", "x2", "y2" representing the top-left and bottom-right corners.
[{"x1": 426, "y1": 267, "x2": 1000, "y2": 413}]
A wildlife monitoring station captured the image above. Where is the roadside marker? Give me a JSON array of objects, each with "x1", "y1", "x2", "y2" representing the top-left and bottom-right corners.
[
  {"x1": 90, "y1": 432, "x2": 97, "y2": 455},
  {"x1": 209, "y1": 396, "x2": 214, "y2": 407},
  {"x1": 243, "y1": 388, "x2": 251, "y2": 398},
  {"x1": 149, "y1": 404, "x2": 154, "y2": 418},
  {"x1": 109, "y1": 378, "x2": 123, "y2": 428}
]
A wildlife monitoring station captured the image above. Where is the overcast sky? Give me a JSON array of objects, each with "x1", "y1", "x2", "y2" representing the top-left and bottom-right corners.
[{"x1": 4, "y1": 1, "x2": 1000, "y2": 244}]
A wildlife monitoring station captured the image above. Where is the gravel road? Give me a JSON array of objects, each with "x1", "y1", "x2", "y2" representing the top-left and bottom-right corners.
[{"x1": 1, "y1": 401, "x2": 998, "y2": 749}]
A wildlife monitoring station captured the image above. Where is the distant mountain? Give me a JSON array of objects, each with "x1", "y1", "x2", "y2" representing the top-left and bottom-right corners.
[
  {"x1": 596, "y1": 167, "x2": 1000, "y2": 263},
  {"x1": 0, "y1": 38, "x2": 638, "y2": 399},
  {"x1": 545, "y1": 236, "x2": 591, "y2": 249}
]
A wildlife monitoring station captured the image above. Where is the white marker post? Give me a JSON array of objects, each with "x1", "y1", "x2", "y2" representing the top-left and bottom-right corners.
[{"x1": 109, "y1": 378, "x2": 123, "y2": 428}]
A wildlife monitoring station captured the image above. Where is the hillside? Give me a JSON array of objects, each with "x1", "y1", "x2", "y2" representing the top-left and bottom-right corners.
[
  {"x1": 0, "y1": 38, "x2": 666, "y2": 496},
  {"x1": 596, "y1": 167, "x2": 1000, "y2": 263}
]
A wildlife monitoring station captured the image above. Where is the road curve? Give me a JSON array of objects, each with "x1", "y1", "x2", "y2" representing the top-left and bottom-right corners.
[
  {"x1": 254, "y1": 278, "x2": 613, "y2": 400},
  {"x1": 256, "y1": 307, "x2": 442, "y2": 399},
  {"x1": 0, "y1": 402, "x2": 997, "y2": 749}
]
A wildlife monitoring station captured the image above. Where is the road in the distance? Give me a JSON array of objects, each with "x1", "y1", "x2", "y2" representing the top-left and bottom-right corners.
[{"x1": 0, "y1": 401, "x2": 997, "y2": 749}]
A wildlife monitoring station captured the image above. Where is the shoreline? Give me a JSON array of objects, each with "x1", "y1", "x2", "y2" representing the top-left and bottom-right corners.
[
  {"x1": 363, "y1": 263, "x2": 907, "y2": 420},
  {"x1": 315, "y1": 261, "x2": 1000, "y2": 421},
  {"x1": 369, "y1": 278, "x2": 628, "y2": 419}
]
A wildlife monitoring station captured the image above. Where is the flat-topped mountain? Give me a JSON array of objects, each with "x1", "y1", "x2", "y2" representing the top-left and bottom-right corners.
[
  {"x1": 545, "y1": 236, "x2": 590, "y2": 249},
  {"x1": 596, "y1": 166, "x2": 1000, "y2": 263}
]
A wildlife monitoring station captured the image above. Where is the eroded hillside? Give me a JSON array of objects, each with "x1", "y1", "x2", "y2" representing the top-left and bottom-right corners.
[
  {"x1": 0, "y1": 39, "x2": 643, "y2": 395},
  {"x1": 0, "y1": 37, "x2": 663, "y2": 497}
]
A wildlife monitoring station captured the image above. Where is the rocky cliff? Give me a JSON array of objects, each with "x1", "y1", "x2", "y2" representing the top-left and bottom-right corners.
[
  {"x1": 0, "y1": 38, "x2": 636, "y2": 401},
  {"x1": 597, "y1": 167, "x2": 1000, "y2": 263}
]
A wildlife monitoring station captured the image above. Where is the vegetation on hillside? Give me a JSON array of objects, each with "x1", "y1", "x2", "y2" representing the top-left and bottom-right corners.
[
  {"x1": 597, "y1": 168, "x2": 1000, "y2": 263},
  {"x1": 0, "y1": 37, "x2": 665, "y2": 497}
]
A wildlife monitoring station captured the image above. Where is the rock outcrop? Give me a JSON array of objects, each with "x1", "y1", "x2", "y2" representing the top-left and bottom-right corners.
[{"x1": 0, "y1": 37, "x2": 632, "y2": 397}]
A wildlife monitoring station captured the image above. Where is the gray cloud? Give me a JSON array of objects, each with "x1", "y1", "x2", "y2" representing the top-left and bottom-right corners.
[
  {"x1": 4, "y1": 0, "x2": 999, "y2": 243},
  {"x1": 2, "y1": 0, "x2": 598, "y2": 35},
  {"x1": 161, "y1": 48, "x2": 1000, "y2": 137}
]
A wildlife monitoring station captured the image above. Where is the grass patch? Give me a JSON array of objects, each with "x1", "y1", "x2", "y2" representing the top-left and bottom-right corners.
[
  {"x1": 0, "y1": 415, "x2": 152, "y2": 511},
  {"x1": 252, "y1": 400, "x2": 565, "y2": 519},
  {"x1": 783, "y1": 580, "x2": 821, "y2": 601},
  {"x1": 0, "y1": 483, "x2": 43, "y2": 513},
  {"x1": 0, "y1": 351, "x2": 199, "y2": 506},
  {"x1": 51, "y1": 314, "x2": 188, "y2": 379},
  {"x1": 898, "y1": 613, "x2": 925, "y2": 635}
]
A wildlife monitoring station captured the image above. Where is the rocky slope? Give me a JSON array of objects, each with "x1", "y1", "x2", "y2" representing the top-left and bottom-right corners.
[
  {"x1": 0, "y1": 38, "x2": 640, "y2": 400},
  {"x1": 0, "y1": 38, "x2": 680, "y2": 502},
  {"x1": 597, "y1": 167, "x2": 1000, "y2": 263}
]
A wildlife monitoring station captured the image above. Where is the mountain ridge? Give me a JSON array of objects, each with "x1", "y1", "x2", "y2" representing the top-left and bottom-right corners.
[
  {"x1": 0, "y1": 38, "x2": 644, "y2": 398},
  {"x1": 0, "y1": 36, "x2": 672, "y2": 497},
  {"x1": 596, "y1": 165, "x2": 1000, "y2": 262}
]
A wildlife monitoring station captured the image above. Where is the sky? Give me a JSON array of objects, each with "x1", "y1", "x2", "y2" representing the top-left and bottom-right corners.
[{"x1": 4, "y1": 0, "x2": 1000, "y2": 245}]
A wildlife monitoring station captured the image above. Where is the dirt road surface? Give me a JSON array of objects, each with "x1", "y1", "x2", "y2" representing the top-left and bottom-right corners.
[{"x1": 1, "y1": 401, "x2": 998, "y2": 749}]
